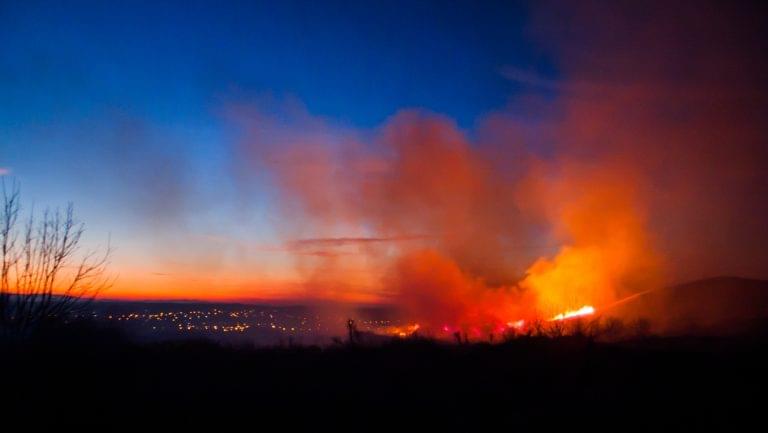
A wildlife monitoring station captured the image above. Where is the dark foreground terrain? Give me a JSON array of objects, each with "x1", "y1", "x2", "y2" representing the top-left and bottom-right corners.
[{"x1": 3, "y1": 322, "x2": 766, "y2": 431}]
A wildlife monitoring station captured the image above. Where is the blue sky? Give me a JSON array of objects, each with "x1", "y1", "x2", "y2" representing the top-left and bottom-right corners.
[
  {"x1": 1, "y1": 0, "x2": 553, "y2": 128},
  {"x1": 0, "y1": 0, "x2": 559, "y2": 298}
]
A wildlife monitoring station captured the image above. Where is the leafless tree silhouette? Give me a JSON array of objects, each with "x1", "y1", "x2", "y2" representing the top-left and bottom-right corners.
[{"x1": 0, "y1": 180, "x2": 113, "y2": 336}]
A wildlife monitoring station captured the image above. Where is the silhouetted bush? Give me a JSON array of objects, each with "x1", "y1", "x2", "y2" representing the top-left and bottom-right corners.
[{"x1": 1, "y1": 318, "x2": 765, "y2": 431}]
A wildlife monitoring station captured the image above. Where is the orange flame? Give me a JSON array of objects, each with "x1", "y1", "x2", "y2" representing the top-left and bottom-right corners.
[
  {"x1": 506, "y1": 319, "x2": 526, "y2": 329},
  {"x1": 549, "y1": 305, "x2": 595, "y2": 321},
  {"x1": 381, "y1": 323, "x2": 421, "y2": 338}
]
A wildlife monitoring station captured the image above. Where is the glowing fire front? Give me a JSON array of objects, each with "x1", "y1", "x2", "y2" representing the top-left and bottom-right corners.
[
  {"x1": 549, "y1": 305, "x2": 595, "y2": 322},
  {"x1": 382, "y1": 323, "x2": 421, "y2": 338},
  {"x1": 383, "y1": 305, "x2": 596, "y2": 340}
]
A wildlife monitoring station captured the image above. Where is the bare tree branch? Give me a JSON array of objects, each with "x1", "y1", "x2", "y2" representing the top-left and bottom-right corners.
[{"x1": 0, "y1": 180, "x2": 113, "y2": 337}]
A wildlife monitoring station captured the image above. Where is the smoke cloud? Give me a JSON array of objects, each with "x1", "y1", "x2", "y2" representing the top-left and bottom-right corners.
[{"x1": 233, "y1": 1, "x2": 768, "y2": 330}]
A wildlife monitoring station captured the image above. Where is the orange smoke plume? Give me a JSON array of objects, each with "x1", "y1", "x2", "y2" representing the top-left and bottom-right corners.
[
  {"x1": 232, "y1": 1, "x2": 768, "y2": 331},
  {"x1": 234, "y1": 107, "x2": 662, "y2": 330},
  {"x1": 518, "y1": 162, "x2": 660, "y2": 317}
]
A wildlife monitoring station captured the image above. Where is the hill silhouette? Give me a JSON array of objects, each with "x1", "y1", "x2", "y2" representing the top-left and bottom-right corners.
[{"x1": 610, "y1": 277, "x2": 768, "y2": 334}]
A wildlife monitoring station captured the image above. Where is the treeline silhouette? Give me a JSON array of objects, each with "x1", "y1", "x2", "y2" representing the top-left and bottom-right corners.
[{"x1": 2, "y1": 317, "x2": 765, "y2": 431}]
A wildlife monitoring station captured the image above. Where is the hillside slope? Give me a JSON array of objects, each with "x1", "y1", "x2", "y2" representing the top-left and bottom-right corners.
[{"x1": 610, "y1": 277, "x2": 768, "y2": 334}]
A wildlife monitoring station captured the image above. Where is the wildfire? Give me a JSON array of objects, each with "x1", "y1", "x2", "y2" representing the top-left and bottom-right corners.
[
  {"x1": 388, "y1": 306, "x2": 599, "y2": 340},
  {"x1": 382, "y1": 323, "x2": 421, "y2": 338},
  {"x1": 383, "y1": 306, "x2": 598, "y2": 340},
  {"x1": 548, "y1": 305, "x2": 595, "y2": 321}
]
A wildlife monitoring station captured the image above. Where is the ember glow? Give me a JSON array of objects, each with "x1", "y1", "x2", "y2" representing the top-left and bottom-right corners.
[
  {"x1": 507, "y1": 320, "x2": 525, "y2": 330},
  {"x1": 374, "y1": 323, "x2": 422, "y2": 338}
]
